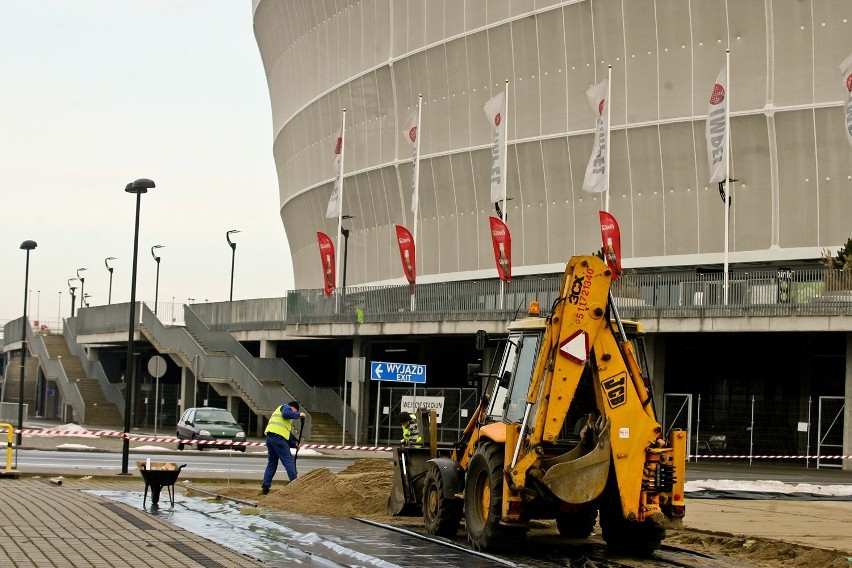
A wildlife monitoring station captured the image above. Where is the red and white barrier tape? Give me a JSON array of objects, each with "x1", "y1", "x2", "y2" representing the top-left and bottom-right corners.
[
  {"x1": 691, "y1": 454, "x2": 852, "y2": 460},
  {"x1": 1, "y1": 428, "x2": 394, "y2": 451},
  {"x1": 6, "y1": 429, "x2": 846, "y2": 457},
  {"x1": 12, "y1": 428, "x2": 124, "y2": 437}
]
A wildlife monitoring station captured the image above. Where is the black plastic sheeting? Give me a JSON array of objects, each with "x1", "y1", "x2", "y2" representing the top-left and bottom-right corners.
[
  {"x1": 89, "y1": 490, "x2": 510, "y2": 568},
  {"x1": 687, "y1": 490, "x2": 852, "y2": 501}
]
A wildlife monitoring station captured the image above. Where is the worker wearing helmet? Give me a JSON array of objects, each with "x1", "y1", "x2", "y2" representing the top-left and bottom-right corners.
[{"x1": 398, "y1": 411, "x2": 423, "y2": 448}]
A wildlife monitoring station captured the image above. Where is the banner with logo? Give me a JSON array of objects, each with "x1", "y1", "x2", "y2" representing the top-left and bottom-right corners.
[
  {"x1": 599, "y1": 210, "x2": 622, "y2": 278},
  {"x1": 316, "y1": 231, "x2": 336, "y2": 295},
  {"x1": 482, "y1": 91, "x2": 507, "y2": 204},
  {"x1": 394, "y1": 224, "x2": 416, "y2": 285},
  {"x1": 489, "y1": 216, "x2": 512, "y2": 283},
  {"x1": 402, "y1": 105, "x2": 421, "y2": 214},
  {"x1": 582, "y1": 79, "x2": 609, "y2": 193},
  {"x1": 841, "y1": 51, "x2": 852, "y2": 147},
  {"x1": 706, "y1": 65, "x2": 728, "y2": 184},
  {"x1": 326, "y1": 128, "x2": 344, "y2": 218}
]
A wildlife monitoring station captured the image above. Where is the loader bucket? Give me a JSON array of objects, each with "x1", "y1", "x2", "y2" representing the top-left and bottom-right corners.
[
  {"x1": 387, "y1": 446, "x2": 426, "y2": 516},
  {"x1": 540, "y1": 418, "x2": 611, "y2": 504}
]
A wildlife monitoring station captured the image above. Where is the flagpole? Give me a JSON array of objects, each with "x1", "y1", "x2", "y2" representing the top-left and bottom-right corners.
[
  {"x1": 411, "y1": 95, "x2": 422, "y2": 312},
  {"x1": 502, "y1": 79, "x2": 509, "y2": 223},
  {"x1": 336, "y1": 108, "x2": 346, "y2": 313},
  {"x1": 604, "y1": 65, "x2": 612, "y2": 212},
  {"x1": 500, "y1": 79, "x2": 509, "y2": 310},
  {"x1": 723, "y1": 50, "x2": 730, "y2": 305}
]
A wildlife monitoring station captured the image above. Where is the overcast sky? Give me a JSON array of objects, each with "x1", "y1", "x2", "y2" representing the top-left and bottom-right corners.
[{"x1": 0, "y1": 1, "x2": 293, "y2": 331}]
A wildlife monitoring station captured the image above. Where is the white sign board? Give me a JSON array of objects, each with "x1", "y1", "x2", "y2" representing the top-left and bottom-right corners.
[{"x1": 401, "y1": 396, "x2": 445, "y2": 423}]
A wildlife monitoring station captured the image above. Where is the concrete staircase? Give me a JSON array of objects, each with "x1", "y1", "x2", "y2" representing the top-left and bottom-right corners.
[
  {"x1": 41, "y1": 335, "x2": 123, "y2": 427},
  {"x1": 306, "y1": 412, "x2": 354, "y2": 444},
  {"x1": 1, "y1": 353, "x2": 39, "y2": 409}
]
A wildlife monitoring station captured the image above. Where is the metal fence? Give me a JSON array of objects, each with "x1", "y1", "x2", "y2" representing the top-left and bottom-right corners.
[
  {"x1": 188, "y1": 268, "x2": 852, "y2": 330},
  {"x1": 663, "y1": 392, "x2": 846, "y2": 468}
]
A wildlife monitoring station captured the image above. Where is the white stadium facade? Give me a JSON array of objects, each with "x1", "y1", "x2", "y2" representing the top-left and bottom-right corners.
[
  {"x1": 246, "y1": 0, "x2": 852, "y2": 465},
  {"x1": 253, "y1": 0, "x2": 851, "y2": 289}
]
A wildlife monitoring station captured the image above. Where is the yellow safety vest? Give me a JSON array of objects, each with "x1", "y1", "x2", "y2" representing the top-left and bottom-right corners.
[
  {"x1": 402, "y1": 413, "x2": 423, "y2": 447},
  {"x1": 265, "y1": 405, "x2": 295, "y2": 439}
]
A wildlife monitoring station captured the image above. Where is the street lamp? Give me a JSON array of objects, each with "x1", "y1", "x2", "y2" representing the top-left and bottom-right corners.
[
  {"x1": 226, "y1": 229, "x2": 240, "y2": 302},
  {"x1": 121, "y1": 177, "x2": 155, "y2": 475},
  {"x1": 83, "y1": 294, "x2": 92, "y2": 307},
  {"x1": 17, "y1": 240, "x2": 37, "y2": 447},
  {"x1": 151, "y1": 245, "x2": 164, "y2": 315},
  {"x1": 67, "y1": 278, "x2": 79, "y2": 317},
  {"x1": 341, "y1": 215, "x2": 354, "y2": 289},
  {"x1": 105, "y1": 257, "x2": 117, "y2": 304},
  {"x1": 76, "y1": 268, "x2": 87, "y2": 310}
]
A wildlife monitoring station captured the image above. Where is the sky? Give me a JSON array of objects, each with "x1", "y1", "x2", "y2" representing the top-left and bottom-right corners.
[{"x1": 0, "y1": 1, "x2": 293, "y2": 332}]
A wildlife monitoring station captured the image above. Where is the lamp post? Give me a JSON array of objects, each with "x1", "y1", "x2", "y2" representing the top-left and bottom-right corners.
[
  {"x1": 121, "y1": 177, "x2": 156, "y2": 475},
  {"x1": 17, "y1": 240, "x2": 37, "y2": 447},
  {"x1": 340, "y1": 215, "x2": 354, "y2": 289},
  {"x1": 67, "y1": 278, "x2": 79, "y2": 317},
  {"x1": 83, "y1": 294, "x2": 92, "y2": 308},
  {"x1": 151, "y1": 245, "x2": 164, "y2": 315},
  {"x1": 76, "y1": 268, "x2": 87, "y2": 310},
  {"x1": 105, "y1": 257, "x2": 116, "y2": 304},
  {"x1": 226, "y1": 229, "x2": 240, "y2": 302}
]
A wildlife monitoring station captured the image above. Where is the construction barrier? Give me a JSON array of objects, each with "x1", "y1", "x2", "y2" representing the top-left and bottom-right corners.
[
  {"x1": 10, "y1": 428, "x2": 851, "y2": 458},
  {"x1": 11, "y1": 427, "x2": 394, "y2": 452}
]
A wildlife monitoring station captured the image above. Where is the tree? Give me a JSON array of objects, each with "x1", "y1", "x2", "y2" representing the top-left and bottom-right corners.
[
  {"x1": 821, "y1": 238, "x2": 852, "y2": 270},
  {"x1": 821, "y1": 238, "x2": 852, "y2": 291}
]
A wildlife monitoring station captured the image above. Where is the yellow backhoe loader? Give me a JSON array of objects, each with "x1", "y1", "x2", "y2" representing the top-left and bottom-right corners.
[{"x1": 388, "y1": 255, "x2": 686, "y2": 555}]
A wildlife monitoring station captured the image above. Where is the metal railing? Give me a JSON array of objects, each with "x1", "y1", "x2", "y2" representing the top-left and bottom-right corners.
[{"x1": 196, "y1": 268, "x2": 852, "y2": 328}]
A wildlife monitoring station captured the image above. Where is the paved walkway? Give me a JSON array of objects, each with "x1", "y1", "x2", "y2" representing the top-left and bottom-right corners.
[{"x1": 0, "y1": 476, "x2": 262, "y2": 568}]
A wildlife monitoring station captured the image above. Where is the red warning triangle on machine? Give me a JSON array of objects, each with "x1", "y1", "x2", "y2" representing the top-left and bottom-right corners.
[{"x1": 559, "y1": 330, "x2": 589, "y2": 364}]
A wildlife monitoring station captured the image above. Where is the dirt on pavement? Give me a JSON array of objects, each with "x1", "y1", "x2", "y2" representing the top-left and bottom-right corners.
[{"x1": 211, "y1": 458, "x2": 852, "y2": 568}]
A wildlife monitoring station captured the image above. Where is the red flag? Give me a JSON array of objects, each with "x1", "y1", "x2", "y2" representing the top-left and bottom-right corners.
[
  {"x1": 316, "y1": 232, "x2": 336, "y2": 295},
  {"x1": 489, "y1": 216, "x2": 512, "y2": 282},
  {"x1": 599, "y1": 211, "x2": 622, "y2": 278},
  {"x1": 394, "y1": 225, "x2": 416, "y2": 285}
]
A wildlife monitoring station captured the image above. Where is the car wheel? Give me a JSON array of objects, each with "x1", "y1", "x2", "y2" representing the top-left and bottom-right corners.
[{"x1": 176, "y1": 433, "x2": 184, "y2": 451}]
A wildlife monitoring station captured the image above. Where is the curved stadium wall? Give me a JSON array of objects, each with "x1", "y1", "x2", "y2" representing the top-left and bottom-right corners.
[{"x1": 253, "y1": 0, "x2": 852, "y2": 290}]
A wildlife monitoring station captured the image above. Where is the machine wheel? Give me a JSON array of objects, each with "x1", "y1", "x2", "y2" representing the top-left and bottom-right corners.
[
  {"x1": 422, "y1": 464, "x2": 462, "y2": 537},
  {"x1": 598, "y1": 487, "x2": 664, "y2": 555},
  {"x1": 555, "y1": 507, "x2": 598, "y2": 539},
  {"x1": 464, "y1": 442, "x2": 526, "y2": 551}
]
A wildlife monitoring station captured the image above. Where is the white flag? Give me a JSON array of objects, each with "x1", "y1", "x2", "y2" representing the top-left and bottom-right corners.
[
  {"x1": 706, "y1": 65, "x2": 728, "y2": 183},
  {"x1": 402, "y1": 110, "x2": 420, "y2": 214},
  {"x1": 483, "y1": 91, "x2": 507, "y2": 203},
  {"x1": 582, "y1": 79, "x2": 609, "y2": 193},
  {"x1": 402, "y1": 111, "x2": 418, "y2": 150},
  {"x1": 841, "y1": 52, "x2": 852, "y2": 147},
  {"x1": 326, "y1": 128, "x2": 343, "y2": 219}
]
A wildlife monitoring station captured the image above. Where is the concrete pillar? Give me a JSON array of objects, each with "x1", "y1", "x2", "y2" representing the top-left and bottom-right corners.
[
  {"x1": 646, "y1": 333, "x2": 666, "y2": 409},
  {"x1": 350, "y1": 336, "x2": 365, "y2": 444},
  {"x1": 259, "y1": 339, "x2": 275, "y2": 358},
  {"x1": 844, "y1": 332, "x2": 851, "y2": 472},
  {"x1": 180, "y1": 367, "x2": 196, "y2": 416}
]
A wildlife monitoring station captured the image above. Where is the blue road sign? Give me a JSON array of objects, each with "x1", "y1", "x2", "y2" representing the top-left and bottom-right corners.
[{"x1": 370, "y1": 361, "x2": 426, "y2": 384}]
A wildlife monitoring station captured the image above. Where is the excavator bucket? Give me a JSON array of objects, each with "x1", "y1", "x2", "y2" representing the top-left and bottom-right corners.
[
  {"x1": 387, "y1": 446, "x2": 426, "y2": 515},
  {"x1": 540, "y1": 418, "x2": 611, "y2": 504}
]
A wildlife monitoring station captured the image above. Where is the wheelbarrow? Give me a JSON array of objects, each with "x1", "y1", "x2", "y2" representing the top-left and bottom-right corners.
[{"x1": 137, "y1": 461, "x2": 186, "y2": 508}]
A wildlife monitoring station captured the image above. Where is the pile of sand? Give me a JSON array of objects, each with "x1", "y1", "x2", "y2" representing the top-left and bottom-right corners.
[{"x1": 213, "y1": 458, "x2": 395, "y2": 519}]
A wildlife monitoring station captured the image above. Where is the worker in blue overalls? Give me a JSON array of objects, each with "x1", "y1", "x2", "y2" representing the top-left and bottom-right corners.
[{"x1": 261, "y1": 400, "x2": 305, "y2": 494}]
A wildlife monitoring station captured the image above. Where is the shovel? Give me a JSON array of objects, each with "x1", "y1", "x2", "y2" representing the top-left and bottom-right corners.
[{"x1": 293, "y1": 416, "x2": 305, "y2": 475}]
